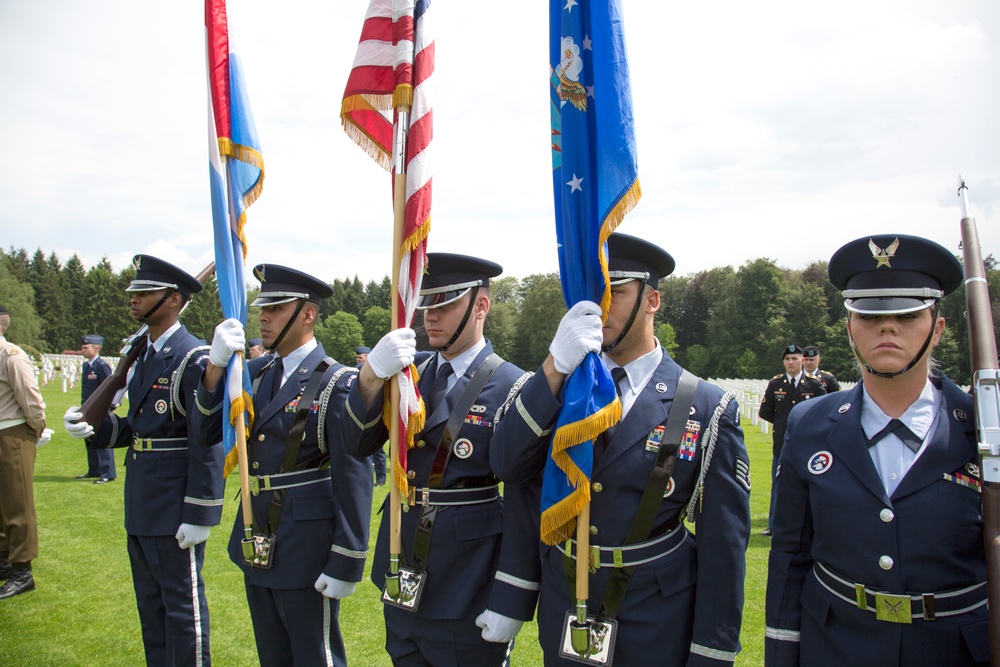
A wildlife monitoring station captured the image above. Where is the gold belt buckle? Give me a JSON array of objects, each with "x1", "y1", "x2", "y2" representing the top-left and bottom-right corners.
[
  {"x1": 874, "y1": 592, "x2": 912, "y2": 623},
  {"x1": 248, "y1": 476, "x2": 260, "y2": 496},
  {"x1": 132, "y1": 438, "x2": 151, "y2": 452}
]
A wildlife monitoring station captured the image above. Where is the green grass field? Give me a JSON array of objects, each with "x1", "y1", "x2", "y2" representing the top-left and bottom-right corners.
[{"x1": 0, "y1": 383, "x2": 772, "y2": 666}]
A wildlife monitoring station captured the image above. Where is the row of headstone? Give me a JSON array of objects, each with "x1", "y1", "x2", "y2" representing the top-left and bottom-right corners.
[
  {"x1": 709, "y1": 378, "x2": 858, "y2": 435},
  {"x1": 39, "y1": 354, "x2": 122, "y2": 392}
]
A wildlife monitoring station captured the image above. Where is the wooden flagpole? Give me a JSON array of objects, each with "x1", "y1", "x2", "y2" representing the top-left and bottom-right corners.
[
  {"x1": 386, "y1": 104, "x2": 412, "y2": 591},
  {"x1": 221, "y1": 155, "x2": 255, "y2": 555}
]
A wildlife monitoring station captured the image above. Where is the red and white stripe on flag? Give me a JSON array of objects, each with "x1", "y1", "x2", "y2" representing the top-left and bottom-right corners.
[{"x1": 342, "y1": 0, "x2": 433, "y2": 497}]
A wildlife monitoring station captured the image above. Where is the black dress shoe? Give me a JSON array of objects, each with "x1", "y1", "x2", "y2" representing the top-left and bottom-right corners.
[
  {"x1": 76, "y1": 474, "x2": 97, "y2": 479},
  {"x1": 93, "y1": 476, "x2": 115, "y2": 485},
  {"x1": 0, "y1": 565, "x2": 35, "y2": 599}
]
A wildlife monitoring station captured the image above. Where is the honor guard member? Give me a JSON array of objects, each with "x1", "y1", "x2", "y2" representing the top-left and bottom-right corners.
[
  {"x1": 354, "y1": 345, "x2": 386, "y2": 486},
  {"x1": 0, "y1": 305, "x2": 49, "y2": 599},
  {"x1": 342, "y1": 253, "x2": 541, "y2": 666},
  {"x1": 490, "y1": 233, "x2": 752, "y2": 666},
  {"x1": 63, "y1": 256, "x2": 224, "y2": 667},
  {"x1": 765, "y1": 235, "x2": 988, "y2": 666},
  {"x1": 248, "y1": 338, "x2": 266, "y2": 359},
  {"x1": 759, "y1": 344, "x2": 826, "y2": 535},
  {"x1": 79, "y1": 334, "x2": 116, "y2": 483},
  {"x1": 191, "y1": 265, "x2": 375, "y2": 667},
  {"x1": 802, "y1": 345, "x2": 841, "y2": 393}
]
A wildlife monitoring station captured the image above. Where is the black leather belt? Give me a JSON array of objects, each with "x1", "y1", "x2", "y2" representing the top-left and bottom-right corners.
[
  {"x1": 132, "y1": 436, "x2": 188, "y2": 452},
  {"x1": 814, "y1": 561, "x2": 987, "y2": 623}
]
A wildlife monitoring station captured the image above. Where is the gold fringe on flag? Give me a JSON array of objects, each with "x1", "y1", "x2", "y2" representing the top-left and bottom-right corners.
[
  {"x1": 223, "y1": 389, "x2": 256, "y2": 477},
  {"x1": 340, "y1": 95, "x2": 393, "y2": 170},
  {"x1": 598, "y1": 178, "x2": 642, "y2": 319},
  {"x1": 217, "y1": 138, "x2": 265, "y2": 261},
  {"x1": 392, "y1": 84, "x2": 413, "y2": 109},
  {"x1": 541, "y1": 488, "x2": 590, "y2": 545},
  {"x1": 380, "y1": 363, "x2": 426, "y2": 500},
  {"x1": 400, "y1": 218, "x2": 431, "y2": 258}
]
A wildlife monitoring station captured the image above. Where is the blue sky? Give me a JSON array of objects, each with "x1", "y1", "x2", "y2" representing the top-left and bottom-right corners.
[{"x1": 1, "y1": 1, "x2": 998, "y2": 285}]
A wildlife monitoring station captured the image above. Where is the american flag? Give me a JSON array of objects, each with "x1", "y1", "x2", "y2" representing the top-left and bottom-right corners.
[{"x1": 342, "y1": 0, "x2": 433, "y2": 499}]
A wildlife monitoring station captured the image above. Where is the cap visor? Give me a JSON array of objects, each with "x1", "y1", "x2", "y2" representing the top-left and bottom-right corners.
[{"x1": 845, "y1": 297, "x2": 936, "y2": 315}]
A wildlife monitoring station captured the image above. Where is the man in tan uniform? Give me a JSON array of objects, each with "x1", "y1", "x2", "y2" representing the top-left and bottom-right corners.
[{"x1": 0, "y1": 304, "x2": 48, "y2": 599}]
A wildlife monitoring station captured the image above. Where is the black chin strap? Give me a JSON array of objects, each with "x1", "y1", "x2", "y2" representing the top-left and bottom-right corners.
[
  {"x1": 139, "y1": 290, "x2": 176, "y2": 323},
  {"x1": 268, "y1": 299, "x2": 306, "y2": 352},
  {"x1": 602, "y1": 282, "x2": 645, "y2": 353},
  {"x1": 436, "y1": 287, "x2": 479, "y2": 352},
  {"x1": 848, "y1": 303, "x2": 940, "y2": 379}
]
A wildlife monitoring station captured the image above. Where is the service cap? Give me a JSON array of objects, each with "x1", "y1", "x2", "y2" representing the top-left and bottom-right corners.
[
  {"x1": 82, "y1": 334, "x2": 105, "y2": 346},
  {"x1": 355, "y1": 345, "x2": 372, "y2": 355},
  {"x1": 251, "y1": 264, "x2": 333, "y2": 306},
  {"x1": 829, "y1": 234, "x2": 962, "y2": 315},
  {"x1": 606, "y1": 233, "x2": 676, "y2": 288},
  {"x1": 417, "y1": 253, "x2": 503, "y2": 310},
  {"x1": 248, "y1": 338, "x2": 263, "y2": 348},
  {"x1": 126, "y1": 255, "x2": 202, "y2": 297},
  {"x1": 802, "y1": 345, "x2": 819, "y2": 358}
]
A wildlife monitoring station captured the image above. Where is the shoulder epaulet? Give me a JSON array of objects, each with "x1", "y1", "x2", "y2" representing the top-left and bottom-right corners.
[
  {"x1": 171, "y1": 345, "x2": 211, "y2": 416},
  {"x1": 317, "y1": 364, "x2": 358, "y2": 451},
  {"x1": 772, "y1": 373, "x2": 783, "y2": 380}
]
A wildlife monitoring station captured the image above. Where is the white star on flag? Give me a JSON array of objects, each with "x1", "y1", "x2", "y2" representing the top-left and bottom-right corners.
[
  {"x1": 582, "y1": 35, "x2": 592, "y2": 50},
  {"x1": 565, "y1": 0, "x2": 578, "y2": 12},
  {"x1": 567, "y1": 174, "x2": 584, "y2": 192}
]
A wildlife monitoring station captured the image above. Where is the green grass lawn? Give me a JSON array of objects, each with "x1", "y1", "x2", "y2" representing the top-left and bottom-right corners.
[{"x1": 0, "y1": 383, "x2": 772, "y2": 665}]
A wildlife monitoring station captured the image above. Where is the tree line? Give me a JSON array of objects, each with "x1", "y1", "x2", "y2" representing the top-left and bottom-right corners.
[{"x1": 3, "y1": 246, "x2": 997, "y2": 384}]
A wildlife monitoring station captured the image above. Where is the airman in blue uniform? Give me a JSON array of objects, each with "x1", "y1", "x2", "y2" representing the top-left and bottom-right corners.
[
  {"x1": 354, "y1": 345, "x2": 386, "y2": 486},
  {"x1": 191, "y1": 264, "x2": 375, "y2": 667},
  {"x1": 765, "y1": 234, "x2": 988, "y2": 666},
  {"x1": 79, "y1": 334, "x2": 115, "y2": 483},
  {"x1": 341, "y1": 253, "x2": 541, "y2": 666},
  {"x1": 64, "y1": 255, "x2": 224, "y2": 667},
  {"x1": 490, "y1": 233, "x2": 751, "y2": 666}
]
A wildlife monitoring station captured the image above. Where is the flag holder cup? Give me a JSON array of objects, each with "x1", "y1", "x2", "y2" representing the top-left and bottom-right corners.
[
  {"x1": 382, "y1": 557, "x2": 426, "y2": 612},
  {"x1": 559, "y1": 602, "x2": 618, "y2": 665}
]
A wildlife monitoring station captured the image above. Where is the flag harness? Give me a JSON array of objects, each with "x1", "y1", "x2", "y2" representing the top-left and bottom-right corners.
[
  {"x1": 382, "y1": 352, "x2": 504, "y2": 612},
  {"x1": 560, "y1": 371, "x2": 699, "y2": 664}
]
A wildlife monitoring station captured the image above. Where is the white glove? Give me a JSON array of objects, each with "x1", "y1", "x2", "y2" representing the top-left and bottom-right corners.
[
  {"x1": 36, "y1": 428, "x2": 54, "y2": 447},
  {"x1": 209, "y1": 318, "x2": 246, "y2": 368},
  {"x1": 175, "y1": 523, "x2": 211, "y2": 549},
  {"x1": 366, "y1": 328, "x2": 417, "y2": 379},
  {"x1": 550, "y1": 300, "x2": 603, "y2": 374},
  {"x1": 314, "y1": 574, "x2": 357, "y2": 599},
  {"x1": 475, "y1": 609, "x2": 524, "y2": 643},
  {"x1": 63, "y1": 406, "x2": 94, "y2": 439}
]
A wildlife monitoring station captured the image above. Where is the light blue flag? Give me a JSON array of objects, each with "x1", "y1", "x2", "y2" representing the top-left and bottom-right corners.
[{"x1": 541, "y1": 0, "x2": 640, "y2": 545}]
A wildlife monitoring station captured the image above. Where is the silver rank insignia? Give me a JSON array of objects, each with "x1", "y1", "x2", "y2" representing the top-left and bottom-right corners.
[{"x1": 869, "y1": 237, "x2": 899, "y2": 268}]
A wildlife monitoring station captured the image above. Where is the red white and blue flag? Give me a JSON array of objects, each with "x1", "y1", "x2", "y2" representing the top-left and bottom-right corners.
[
  {"x1": 342, "y1": 0, "x2": 433, "y2": 500},
  {"x1": 206, "y1": 0, "x2": 264, "y2": 476}
]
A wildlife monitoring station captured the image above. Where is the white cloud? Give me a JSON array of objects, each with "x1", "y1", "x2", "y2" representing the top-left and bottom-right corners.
[{"x1": 1, "y1": 0, "x2": 997, "y2": 287}]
